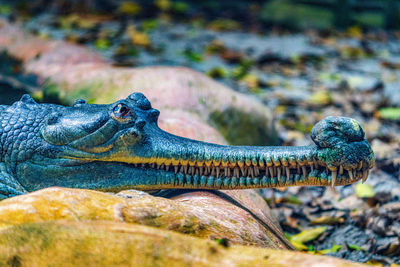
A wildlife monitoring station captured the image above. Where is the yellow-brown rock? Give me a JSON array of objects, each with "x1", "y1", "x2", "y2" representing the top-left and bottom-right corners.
[
  {"x1": 0, "y1": 187, "x2": 286, "y2": 248},
  {"x1": 0, "y1": 220, "x2": 366, "y2": 267}
]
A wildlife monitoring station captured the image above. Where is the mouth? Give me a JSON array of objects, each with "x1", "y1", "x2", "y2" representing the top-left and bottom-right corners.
[
  {"x1": 113, "y1": 152, "x2": 371, "y2": 189},
  {"x1": 43, "y1": 116, "x2": 374, "y2": 191}
]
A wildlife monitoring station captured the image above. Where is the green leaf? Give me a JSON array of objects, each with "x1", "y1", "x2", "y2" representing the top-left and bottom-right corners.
[
  {"x1": 355, "y1": 183, "x2": 375, "y2": 198},
  {"x1": 291, "y1": 227, "x2": 327, "y2": 244},
  {"x1": 331, "y1": 244, "x2": 343, "y2": 253},
  {"x1": 206, "y1": 67, "x2": 228, "y2": 79},
  {"x1": 288, "y1": 227, "x2": 327, "y2": 250},
  {"x1": 172, "y1": 2, "x2": 189, "y2": 13},
  {"x1": 95, "y1": 39, "x2": 110, "y2": 50},
  {"x1": 378, "y1": 107, "x2": 400, "y2": 120},
  {"x1": 142, "y1": 19, "x2": 159, "y2": 32},
  {"x1": 118, "y1": 2, "x2": 141, "y2": 15},
  {"x1": 182, "y1": 50, "x2": 203, "y2": 63},
  {"x1": 0, "y1": 4, "x2": 11, "y2": 15},
  {"x1": 286, "y1": 195, "x2": 303, "y2": 205},
  {"x1": 309, "y1": 91, "x2": 332, "y2": 105},
  {"x1": 291, "y1": 241, "x2": 308, "y2": 251},
  {"x1": 318, "y1": 244, "x2": 343, "y2": 254},
  {"x1": 348, "y1": 244, "x2": 365, "y2": 251}
]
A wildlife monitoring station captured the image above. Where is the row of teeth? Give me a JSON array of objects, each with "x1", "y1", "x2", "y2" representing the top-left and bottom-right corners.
[{"x1": 134, "y1": 161, "x2": 370, "y2": 187}]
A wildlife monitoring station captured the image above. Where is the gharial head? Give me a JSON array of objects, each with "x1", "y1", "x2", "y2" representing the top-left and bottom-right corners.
[{"x1": 6, "y1": 92, "x2": 374, "y2": 194}]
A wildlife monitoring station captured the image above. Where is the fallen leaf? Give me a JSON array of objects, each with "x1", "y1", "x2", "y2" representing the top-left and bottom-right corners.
[
  {"x1": 155, "y1": 0, "x2": 171, "y2": 11},
  {"x1": 355, "y1": 183, "x2": 375, "y2": 198},
  {"x1": 206, "y1": 67, "x2": 228, "y2": 79},
  {"x1": 308, "y1": 91, "x2": 332, "y2": 105},
  {"x1": 240, "y1": 74, "x2": 259, "y2": 89},
  {"x1": 95, "y1": 38, "x2": 110, "y2": 50},
  {"x1": 318, "y1": 244, "x2": 343, "y2": 254},
  {"x1": 377, "y1": 107, "x2": 400, "y2": 121},
  {"x1": 348, "y1": 244, "x2": 365, "y2": 251},
  {"x1": 118, "y1": 2, "x2": 141, "y2": 15},
  {"x1": 310, "y1": 216, "x2": 345, "y2": 225},
  {"x1": 127, "y1": 26, "x2": 151, "y2": 47},
  {"x1": 289, "y1": 227, "x2": 327, "y2": 250},
  {"x1": 208, "y1": 19, "x2": 241, "y2": 31}
]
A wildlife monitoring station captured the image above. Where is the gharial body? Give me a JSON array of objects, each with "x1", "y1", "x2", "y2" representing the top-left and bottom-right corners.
[{"x1": 0, "y1": 92, "x2": 374, "y2": 200}]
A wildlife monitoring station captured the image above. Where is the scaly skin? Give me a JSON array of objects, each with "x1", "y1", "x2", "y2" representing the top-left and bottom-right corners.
[{"x1": 0, "y1": 93, "x2": 374, "y2": 199}]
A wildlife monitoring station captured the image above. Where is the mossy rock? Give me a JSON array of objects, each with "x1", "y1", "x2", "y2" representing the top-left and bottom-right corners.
[{"x1": 0, "y1": 221, "x2": 366, "y2": 267}]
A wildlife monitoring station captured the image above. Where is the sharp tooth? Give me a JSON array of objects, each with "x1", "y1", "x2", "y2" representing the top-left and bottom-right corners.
[
  {"x1": 240, "y1": 166, "x2": 246, "y2": 176},
  {"x1": 302, "y1": 166, "x2": 307, "y2": 179},
  {"x1": 224, "y1": 167, "x2": 228, "y2": 177},
  {"x1": 348, "y1": 169, "x2": 354, "y2": 180},
  {"x1": 248, "y1": 167, "x2": 254, "y2": 178},
  {"x1": 211, "y1": 167, "x2": 215, "y2": 177},
  {"x1": 199, "y1": 166, "x2": 203, "y2": 176},
  {"x1": 227, "y1": 167, "x2": 231, "y2": 177},
  {"x1": 269, "y1": 167, "x2": 273, "y2": 178},
  {"x1": 286, "y1": 167, "x2": 290, "y2": 179},
  {"x1": 174, "y1": 166, "x2": 179, "y2": 174},
  {"x1": 216, "y1": 167, "x2": 220, "y2": 178},
  {"x1": 277, "y1": 167, "x2": 281, "y2": 180},
  {"x1": 358, "y1": 161, "x2": 363, "y2": 170},
  {"x1": 362, "y1": 170, "x2": 369, "y2": 183},
  {"x1": 310, "y1": 165, "x2": 314, "y2": 172},
  {"x1": 331, "y1": 170, "x2": 337, "y2": 187},
  {"x1": 152, "y1": 163, "x2": 156, "y2": 168},
  {"x1": 339, "y1": 165, "x2": 343, "y2": 175},
  {"x1": 190, "y1": 166, "x2": 194, "y2": 174},
  {"x1": 234, "y1": 167, "x2": 239, "y2": 178},
  {"x1": 254, "y1": 166, "x2": 259, "y2": 176},
  {"x1": 297, "y1": 165, "x2": 300, "y2": 174},
  {"x1": 184, "y1": 165, "x2": 188, "y2": 174},
  {"x1": 165, "y1": 165, "x2": 170, "y2": 171}
]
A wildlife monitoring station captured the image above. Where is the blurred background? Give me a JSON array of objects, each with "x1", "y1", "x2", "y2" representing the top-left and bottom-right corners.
[{"x1": 0, "y1": 0, "x2": 400, "y2": 265}]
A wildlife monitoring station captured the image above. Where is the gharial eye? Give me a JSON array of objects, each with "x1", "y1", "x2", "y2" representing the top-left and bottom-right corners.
[{"x1": 112, "y1": 103, "x2": 132, "y2": 120}]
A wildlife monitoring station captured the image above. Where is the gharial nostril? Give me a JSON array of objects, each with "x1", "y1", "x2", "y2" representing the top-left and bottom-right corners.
[
  {"x1": 128, "y1": 92, "x2": 152, "y2": 110},
  {"x1": 311, "y1": 116, "x2": 365, "y2": 148}
]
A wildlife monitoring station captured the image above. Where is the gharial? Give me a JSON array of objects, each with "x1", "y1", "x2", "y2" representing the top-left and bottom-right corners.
[{"x1": 0, "y1": 92, "x2": 374, "y2": 200}]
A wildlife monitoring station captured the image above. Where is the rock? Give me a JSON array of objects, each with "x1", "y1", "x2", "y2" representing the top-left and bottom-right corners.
[
  {"x1": 158, "y1": 109, "x2": 227, "y2": 144},
  {"x1": 0, "y1": 19, "x2": 276, "y2": 146},
  {"x1": 0, "y1": 187, "x2": 286, "y2": 248},
  {"x1": 0, "y1": 220, "x2": 366, "y2": 267}
]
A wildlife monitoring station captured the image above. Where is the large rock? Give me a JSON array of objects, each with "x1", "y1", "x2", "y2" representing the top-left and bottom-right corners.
[
  {"x1": 0, "y1": 220, "x2": 366, "y2": 267},
  {"x1": 0, "y1": 19, "x2": 276, "y2": 146},
  {"x1": 0, "y1": 187, "x2": 287, "y2": 248}
]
